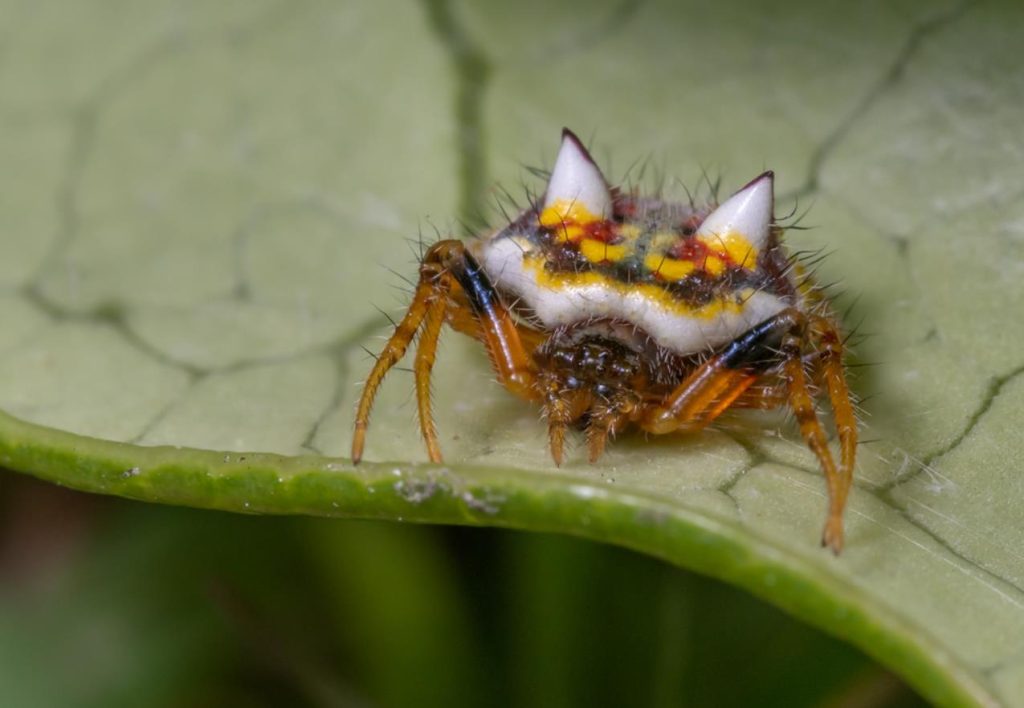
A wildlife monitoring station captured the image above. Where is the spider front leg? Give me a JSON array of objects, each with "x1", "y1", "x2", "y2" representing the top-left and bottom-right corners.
[
  {"x1": 778, "y1": 311, "x2": 858, "y2": 554},
  {"x1": 351, "y1": 243, "x2": 454, "y2": 464},
  {"x1": 639, "y1": 308, "x2": 857, "y2": 554},
  {"x1": 352, "y1": 240, "x2": 540, "y2": 464},
  {"x1": 412, "y1": 287, "x2": 448, "y2": 463},
  {"x1": 730, "y1": 380, "x2": 790, "y2": 409},
  {"x1": 805, "y1": 313, "x2": 858, "y2": 553},
  {"x1": 640, "y1": 310, "x2": 805, "y2": 436}
]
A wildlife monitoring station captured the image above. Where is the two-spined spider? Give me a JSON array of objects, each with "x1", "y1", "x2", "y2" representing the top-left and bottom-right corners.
[{"x1": 352, "y1": 129, "x2": 857, "y2": 553}]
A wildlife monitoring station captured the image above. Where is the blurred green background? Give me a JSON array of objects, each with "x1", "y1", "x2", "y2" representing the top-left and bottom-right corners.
[{"x1": 0, "y1": 470, "x2": 926, "y2": 707}]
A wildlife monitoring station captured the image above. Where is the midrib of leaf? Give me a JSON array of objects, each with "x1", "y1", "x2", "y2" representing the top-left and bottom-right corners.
[{"x1": 422, "y1": 0, "x2": 490, "y2": 231}]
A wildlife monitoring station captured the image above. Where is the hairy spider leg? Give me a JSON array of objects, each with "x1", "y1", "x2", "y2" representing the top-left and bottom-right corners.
[
  {"x1": 351, "y1": 270, "x2": 445, "y2": 464},
  {"x1": 730, "y1": 380, "x2": 790, "y2": 409},
  {"x1": 444, "y1": 286, "x2": 564, "y2": 462},
  {"x1": 443, "y1": 280, "x2": 583, "y2": 465},
  {"x1": 413, "y1": 291, "x2": 448, "y2": 463},
  {"x1": 418, "y1": 243, "x2": 547, "y2": 461},
  {"x1": 446, "y1": 243, "x2": 540, "y2": 402},
  {"x1": 779, "y1": 317, "x2": 854, "y2": 554},
  {"x1": 633, "y1": 307, "x2": 856, "y2": 552},
  {"x1": 809, "y1": 314, "x2": 858, "y2": 554},
  {"x1": 538, "y1": 373, "x2": 591, "y2": 466},
  {"x1": 730, "y1": 350, "x2": 833, "y2": 410},
  {"x1": 352, "y1": 240, "x2": 541, "y2": 464},
  {"x1": 639, "y1": 310, "x2": 803, "y2": 436},
  {"x1": 586, "y1": 392, "x2": 638, "y2": 463},
  {"x1": 444, "y1": 287, "x2": 547, "y2": 353}
]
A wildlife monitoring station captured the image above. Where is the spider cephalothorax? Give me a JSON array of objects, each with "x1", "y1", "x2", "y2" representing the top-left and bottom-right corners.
[{"x1": 352, "y1": 129, "x2": 857, "y2": 553}]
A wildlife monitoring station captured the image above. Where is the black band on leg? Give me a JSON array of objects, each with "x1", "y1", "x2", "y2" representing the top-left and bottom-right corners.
[
  {"x1": 450, "y1": 252, "x2": 503, "y2": 319},
  {"x1": 720, "y1": 309, "x2": 802, "y2": 372}
]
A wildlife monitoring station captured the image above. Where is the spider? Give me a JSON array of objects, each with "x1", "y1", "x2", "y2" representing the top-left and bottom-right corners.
[{"x1": 352, "y1": 129, "x2": 857, "y2": 553}]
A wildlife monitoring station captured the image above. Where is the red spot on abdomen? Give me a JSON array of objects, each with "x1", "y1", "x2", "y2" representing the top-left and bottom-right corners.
[
  {"x1": 669, "y1": 237, "x2": 710, "y2": 261},
  {"x1": 582, "y1": 220, "x2": 618, "y2": 243}
]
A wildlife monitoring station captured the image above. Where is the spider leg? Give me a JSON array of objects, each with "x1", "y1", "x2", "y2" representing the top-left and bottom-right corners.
[
  {"x1": 413, "y1": 292, "x2": 448, "y2": 463},
  {"x1": 586, "y1": 406, "x2": 617, "y2": 463},
  {"x1": 586, "y1": 393, "x2": 637, "y2": 462},
  {"x1": 446, "y1": 244, "x2": 540, "y2": 402},
  {"x1": 779, "y1": 322, "x2": 852, "y2": 553},
  {"x1": 540, "y1": 377, "x2": 589, "y2": 466},
  {"x1": 738, "y1": 348, "x2": 832, "y2": 409},
  {"x1": 445, "y1": 277, "x2": 583, "y2": 464},
  {"x1": 638, "y1": 308, "x2": 855, "y2": 552},
  {"x1": 445, "y1": 288, "x2": 546, "y2": 352},
  {"x1": 730, "y1": 380, "x2": 789, "y2": 409},
  {"x1": 808, "y1": 314, "x2": 858, "y2": 553},
  {"x1": 641, "y1": 310, "x2": 803, "y2": 435},
  {"x1": 352, "y1": 270, "x2": 446, "y2": 464},
  {"x1": 353, "y1": 239, "x2": 541, "y2": 464},
  {"x1": 448, "y1": 284, "x2": 587, "y2": 464}
]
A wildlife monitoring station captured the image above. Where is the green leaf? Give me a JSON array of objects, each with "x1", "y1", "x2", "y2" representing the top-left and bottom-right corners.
[{"x1": 2, "y1": 0, "x2": 1022, "y2": 705}]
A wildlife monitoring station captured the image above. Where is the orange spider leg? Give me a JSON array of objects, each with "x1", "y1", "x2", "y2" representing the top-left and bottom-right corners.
[
  {"x1": 699, "y1": 370, "x2": 761, "y2": 422},
  {"x1": 351, "y1": 271, "x2": 446, "y2": 464},
  {"x1": 353, "y1": 239, "x2": 540, "y2": 464},
  {"x1": 778, "y1": 324, "x2": 850, "y2": 553},
  {"x1": 413, "y1": 293, "x2": 448, "y2": 463},
  {"x1": 586, "y1": 393, "x2": 638, "y2": 462},
  {"x1": 637, "y1": 308, "x2": 856, "y2": 553},
  {"x1": 417, "y1": 285, "x2": 542, "y2": 463},
  {"x1": 540, "y1": 375, "x2": 590, "y2": 466},
  {"x1": 446, "y1": 245, "x2": 540, "y2": 403},
  {"x1": 444, "y1": 287, "x2": 547, "y2": 353},
  {"x1": 453, "y1": 281, "x2": 599, "y2": 465},
  {"x1": 641, "y1": 365, "x2": 757, "y2": 435},
  {"x1": 730, "y1": 380, "x2": 790, "y2": 409},
  {"x1": 809, "y1": 314, "x2": 858, "y2": 553},
  {"x1": 641, "y1": 310, "x2": 803, "y2": 435}
]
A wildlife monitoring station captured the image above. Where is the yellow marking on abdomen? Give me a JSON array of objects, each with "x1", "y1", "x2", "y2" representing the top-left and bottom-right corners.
[
  {"x1": 644, "y1": 254, "x2": 695, "y2": 281},
  {"x1": 703, "y1": 255, "x2": 726, "y2": 276},
  {"x1": 580, "y1": 238, "x2": 629, "y2": 264},
  {"x1": 539, "y1": 201, "x2": 602, "y2": 243},
  {"x1": 699, "y1": 230, "x2": 758, "y2": 269}
]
